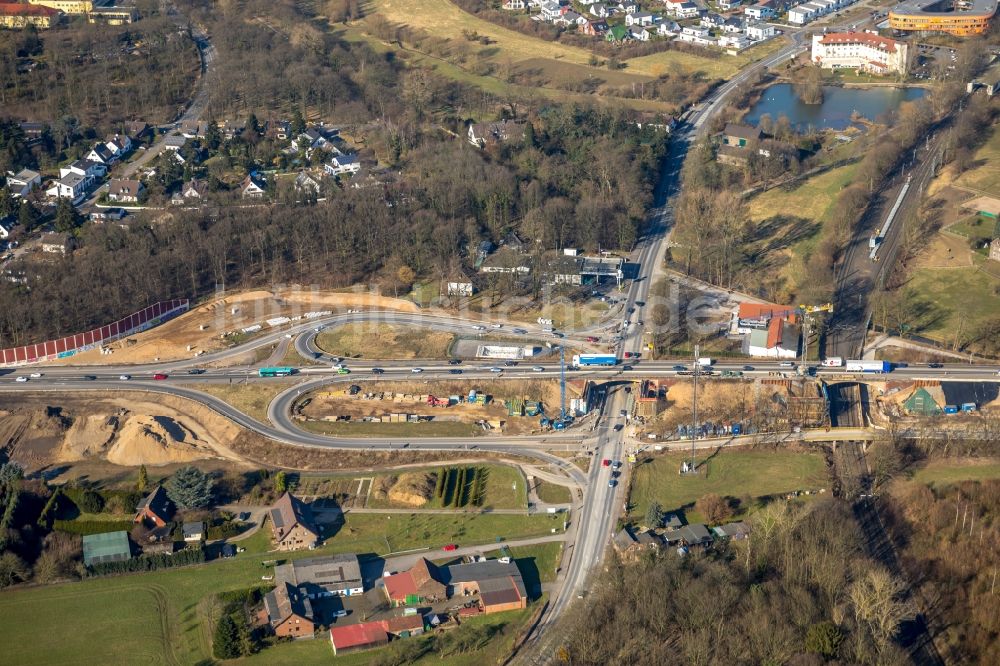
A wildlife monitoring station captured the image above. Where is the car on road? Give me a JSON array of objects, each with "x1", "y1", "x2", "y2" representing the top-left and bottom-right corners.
[
  {"x1": 743, "y1": 365, "x2": 755, "y2": 371},
  {"x1": 448, "y1": 359, "x2": 462, "y2": 365},
  {"x1": 238, "y1": 512, "x2": 251, "y2": 521},
  {"x1": 513, "y1": 328, "x2": 527, "y2": 334},
  {"x1": 927, "y1": 363, "x2": 943, "y2": 368},
  {"x1": 635, "y1": 301, "x2": 645, "y2": 307},
  {"x1": 622, "y1": 365, "x2": 633, "y2": 371},
  {"x1": 602, "y1": 459, "x2": 611, "y2": 467},
  {"x1": 442, "y1": 544, "x2": 458, "y2": 551},
  {"x1": 586, "y1": 336, "x2": 599, "y2": 343},
  {"x1": 612, "y1": 461, "x2": 622, "y2": 469},
  {"x1": 472, "y1": 325, "x2": 486, "y2": 331},
  {"x1": 619, "y1": 409, "x2": 628, "y2": 418},
  {"x1": 504, "y1": 361, "x2": 518, "y2": 367},
  {"x1": 489, "y1": 367, "x2": 503, "y2": 373},
  {"x1": 491, "y1": 323, "x2": 503, "y2": 329},
  {"x1": 119, "y1": 374, "x2": 131, "y2": 381},
  {"x1": 532, "y1": 366, "x2": 545, "y2": 372},
  {"x1": 82, "y1": 375, "x2": 97, "y2": 381},
  {"x1": 779, "y1": 361, "x2": 795, "y2": 368},
  {"x1": 449, "y1": 369, "x2": 463, "y2": 375},
  {"x1": 153, "y1": 373, "x2": 168, "y2": 380},
  {"x1": 187, "y1": 368, "x2": 205, "y2": 375},
  {"x1": 15, "y1": 376, "x2": 28, "y2": 382},
  {"x1": 371, "y1": 368, "x2": 384, "y2": 374},
  {"x1": 611, "y1": 470, "x2": 621, "y2": 478},
  {"x1": 608, "y1": 479, "x2": 618, "y2": 488},
  {"x1": 333, "y1": 610, "x2": 349, "y2": 618},
  {"x1": 29, "y1": 372, "x2": 42, "y2": 378},
  {"x1": 336, "y1": 368, "x2": 350, "y2": 375},
  {"x1": 411, "y1": 367, "x2": 423, "y2": 373},
  {"x1": 614, "y1": 424, "x2": 624, "y2": 432}
]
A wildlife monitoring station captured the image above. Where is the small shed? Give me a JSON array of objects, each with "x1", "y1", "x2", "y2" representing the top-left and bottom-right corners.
[
  {"x1": 183, "y1": 521, "x2": 205, "y2": 542},
  {"x1": 903, "y1": 387, "x2": 942, "y2": 416},
  {"x1": 82, "y1": 530, "x2": 132, "y2": 567}
]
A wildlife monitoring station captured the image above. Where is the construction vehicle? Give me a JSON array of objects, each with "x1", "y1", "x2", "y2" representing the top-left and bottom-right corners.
[{"x1": 426, "y1": 395, "x2": 448, "y2": 407}]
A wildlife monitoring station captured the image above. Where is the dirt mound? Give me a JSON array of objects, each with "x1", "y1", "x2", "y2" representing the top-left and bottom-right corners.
[
  {"x1": 62, "y1": 414, "x2": 119, "y2": 460},
  {"x1": 106, "y1": 414, "x2": 217, "y2": 466},
  {"x1": 387, "y1": 472, "x2": 436, "y2": 506}
]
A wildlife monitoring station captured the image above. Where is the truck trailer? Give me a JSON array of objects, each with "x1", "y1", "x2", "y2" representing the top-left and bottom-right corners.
[
  {"x1": 844, "y1": 360, "x2": 890, "y2": 373},
  {"x1": 822, "y1": 357, "x2": 843, "y2": 367},
  {"x1": 572, "y1": 354, "x2": 617, "y2": 367}
]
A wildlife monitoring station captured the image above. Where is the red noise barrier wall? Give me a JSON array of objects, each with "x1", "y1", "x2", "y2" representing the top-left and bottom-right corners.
[{"x1": 0, "y1": 299, "x2": 189, "y2": 366}]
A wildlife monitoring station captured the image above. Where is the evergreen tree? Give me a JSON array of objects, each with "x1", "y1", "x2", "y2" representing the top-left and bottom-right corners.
[
  {"x1": 213, "y1": 614, "x2": 240, "y2": 659},
  {"x1": 166, "y1": 466, "x2": 214, "y2": 509},
  {"x1": 645, "y1": 501, "x2": 663, "y2": 529},
  {"x1": 17, "y1": 200, "x2": 38, "y2": 230},
  {"x1": 273, "y1": 470, "x2": 287, "y2": 494},
  {"x1": 291, "y1": 108, "x2": 306, "y2": 136},
  {"x1": 53, "y1": 198, "x2": 80, "y2": 233},
  {"x1": 137, "y1": 465, "x2": 148, "y2": 493}
]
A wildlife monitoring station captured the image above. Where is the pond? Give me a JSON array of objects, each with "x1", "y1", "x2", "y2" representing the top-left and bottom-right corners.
[{"x1": 743, "y1": 83, "x2": 927, "y2": 131}]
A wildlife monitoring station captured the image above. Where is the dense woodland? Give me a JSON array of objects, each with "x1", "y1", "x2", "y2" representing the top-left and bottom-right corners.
[
  {"x1": 560, "y1": 499, "x2": 913, "y2": 665},
  {"x1": 0, "y1": 16, "x2": 199, "y2": 130}
]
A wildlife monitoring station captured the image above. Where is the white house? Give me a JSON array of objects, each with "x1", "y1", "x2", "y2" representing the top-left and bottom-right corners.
[
  {"x1": 162, "y1": 135, "x2": 187, "y2": 152},
  {"x1": 590, "y1": 3, "x2": 609, "y2": 17},
  {"x1": 657, "y1": 20, "x2": 680, "y2": 36},
  {"x1": 746, "y1": 22, "x2": 776, "y2": 40},
  {"x1": 86, "y1": 143, "x2": 116, "y2": 165},
  {"x1": 105, "y1": 133, "x2": 132, "y2": 158},
  {"x1": 744, "y1": 3, "x2": 775, "y2": 20},
  {"x1": 0, "y1": 220, "x2": 13, "y2": 240},
  {"x1": 618, "y1": 0, "x2": 639, "y2": 12},
  {"x1": 718, "y1": 33, "x2": 749, "y2": 49},
  {"x1": 540, "y1": 1, "x2": 562, "y2": 20},
  {"x1": 6, "y1": 169, "x2": 41, "y2": 198},
  {"x1": 59, "y1": 159, "x2": 104, "y2": 182},
  {"x1": 700, "y1": 12, "x2": 725, "y2": 28},
  {"x1": 628, "y1": 25, "x2": 651, "y2": 40},
  {"x1": 557, "y1": 10, "x2": 587, "y2": 25},
  {"x1": 722, "y1": 17, "x2": 745, "y2": 33},
  {"x1": 46, "y1": 173, "x2": 89, "y2": 203},
  {"x1": 502, "y1": 0, "x2": 526, "y2": 9},
  {"x1": 294, "y1": 171, "x2": 323, "y2": 195},
  {"x1": 324, "y1": 153, "x2": 361, "y2": 177},
  {"x1": 678, "y1": 25, "x2": 715, "y2": 46},
  {"x1": 106, "y1": 178, "x2": 144, "y2": 203},
  {"x1": 240, "y1": 173, "x2": 267, "y2": 199},
  {"x1": 718, "y1": 0, "x2": 741, "y2": 9},
  {"x1": 665, "y1": 0, "x2": 699, "y2": 19},
  {"x1": 626, "y1": 10, "x2": 655, "y2": 26}
]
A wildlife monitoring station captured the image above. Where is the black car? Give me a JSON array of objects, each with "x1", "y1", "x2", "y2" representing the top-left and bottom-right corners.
[
  {"x1": 82, "y1": 375, "x2": 97, "y2": 380},
  {"x1": 622, "y1": 365, "x2": 633, "y2": 371},
  {"x1": 449, "y1": 369, "x2": 463, "y2": 375},
  {"x1": 187, "y1": 368, "x2": 205, "y2": 375},
  {"x1": 743, "y1": 365, "x2": 755, "y2": 371},
  {"x1": 928, "y1": 363, "x2": 943, "y2": 368},
  {"x1": 673, "y1": 365, "x2": 687, "y2": 371},
  {"x1": 635, "y1": 301, "x2": 645, "y2": 307},
  {"x1": 448, "y1": 359, "x2": 462, "y2": 365},
  {"x1": 371, "y1": 368, "x2": 384, "y2": 374},
  {"x1": 504, "y1": 361, "x2": 518, "y2": 367}
]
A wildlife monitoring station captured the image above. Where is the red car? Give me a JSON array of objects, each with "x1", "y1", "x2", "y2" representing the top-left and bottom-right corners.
[
  {"x1": 587, "y1": 336, "x2": 599, "y2": 343},
  {"x1": 152, "y1": 373, "x2": 168, "y2": 380},
  {"x1": 602, "y1": 459, "x2": 611, "y2": 467},
  {"x1": 442, "y1": 544, "x2": 458, "y2": 551}
]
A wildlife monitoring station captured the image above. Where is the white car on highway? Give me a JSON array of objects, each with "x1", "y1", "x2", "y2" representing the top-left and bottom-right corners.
[
  {"x1": 29, "y1": 372, "x2": 42, "y2": 378},
  {"x1": 532, "y1": 366, "x2": 545, "y2": 372},
  {"x1": 15, "y1": 376, "x2": 28, "y2": 382},
  {"x1": 472, "y1": 325, "x2": 486, "y2": 331},
  {"x1": 411, "y1": 367, "x2": 423, "y2": 373},
  {"x1": 119, "y1": 374, "x2": 131, "y2": 381},
  {"x1": 489, "y1": 367, "x2": 503, "y2": 373}
]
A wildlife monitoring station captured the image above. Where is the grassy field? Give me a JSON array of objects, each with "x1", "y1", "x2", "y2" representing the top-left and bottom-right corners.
[
  {"x1": 301, "y1": 419, "x2": 484, "y2": 438},
  {"x1": 749, "y1": 162, "x2": 859, "y2": 224},
  {"x1": 628, "y1": 449, "x2": 829, "y2": 524},
  {"x1": 955, "y1": 121, "x2": 1000, "y2": 196},
  {"x1": 626, "y1": 33, "x2": 786, "y2": 78},
  {"x1": 0, "y1": 511, "x2": 558, "y2": 665},
  {"x1": 902, "y1": 266, "x2": 1000, "y2": 343},
  {"x1": 194, "y1": 381, "x2": 297, "y2": 423},
  {"x1": 947, "y1": 213, "x2": 997, "y2": 240},
  {"x1": 370, "y1": 0, "x2": 735, "y2": 79},
  {"x1": 533, "y1": 480, "x2": 572, "y2": 505},
  {"x1": 911, "y1": 458, "x2": 1000, "y2": 487},
  {"x1": 316, "y1": 323, "x2": 454, "y2": 359}
]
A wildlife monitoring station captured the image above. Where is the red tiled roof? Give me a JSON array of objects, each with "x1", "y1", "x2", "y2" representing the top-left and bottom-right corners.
[
  {"x1": 383, "y1": 572, "x2": 418, "y2": 601},
  {"x1": 329, "y1": 622, "x2": 388, "y2": 650},
  {"x1": 818, "y1": 31, "x2": 900, "y2": 53},
  {"x1": 766, "y1": 317, "x2": 782, "y2": 349},
  {"x1": 0, "y1": 3, "x2": 59, "y2": 15},
  {"x1": 380, "y1": 615, "x2": 423, "y2": 634},
  {"x1": 737, "y1": 303, "x2": 797, "y2": 322}
]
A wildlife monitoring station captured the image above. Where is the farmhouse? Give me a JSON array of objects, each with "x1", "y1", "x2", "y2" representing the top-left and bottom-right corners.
[
  {"x1": 445, "y1": 560, "x2": 528, "y2": 614},
  {"x1": 263, "y1": 582, "x2": 314, "y2": 638},
  {"x1": 382, "y1": 558, "x2": 447, "y2": 606},
  {"x1": 269, "y1": 492, "x2": 320, "y2": 551},
  {"x1": 134, "y1": 485, "x2": 172, "y2": 528},
  {"x1": 274, "y1": 554, "x2": 365, "y2": 598},
  {"x1": 328, "y1": 616, "x2": 424, "y2": 655}
]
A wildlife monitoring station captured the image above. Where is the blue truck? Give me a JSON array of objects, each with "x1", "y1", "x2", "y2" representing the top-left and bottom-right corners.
[{"x1": 572, "y1": 354, "x2": 617, "y2": 367}]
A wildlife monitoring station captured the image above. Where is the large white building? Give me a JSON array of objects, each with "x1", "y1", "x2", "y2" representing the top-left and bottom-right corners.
[{"x1": 811, "y1": 31, "x2": 909, "y2": 75}]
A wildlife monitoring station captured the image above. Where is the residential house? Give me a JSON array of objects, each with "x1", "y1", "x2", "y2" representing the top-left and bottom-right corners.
[
  {"x1": 275, "y1": 554, "x2": 365, "y2": 598},
  {"x1": 105, "y1": 133, "x2": 132, "y2": 158},
  {"x1": 539, "y1": 0, "x2": 562, "y2": 20},
  {"x1": 467, "y1": 119, "x2": 528, "y2": 148},
  {"x1": 162, "y1": 134, "x2": 187, "y2": 151},
  {"x1": 626, "y1": 10, "x2": 655, "y2": 26},
  {"x1": 6, "y1": 168, "x2": 41, "y2": 198},
  {"x1": 28, "y1": 0, "x2": 91, "y2": 14},
  {"x1": 134, "y1": 485, "x2": 172, "y2": 528},
  {"x1": 40, "y1": 231, "x2": 75, "y2": 254},
  {"x1": 329, "y1": 617, "x2": 424, "y2": 656},
  {"x1": 605, "y1": 23, "x2": 629, "y2": 42},
  {"x1": 82, "y1": 530, "x2": 132, "y2": 567},
  {"x1": 445, "y1": 560, "x2": 529, "y2": 614},
  {"x1": 664, "y1": 0, "x2": 698, "y2": 18},
  {"x1": 0, "y1": 218, "x2": 15, "y2": 240},
  {"x1": 179, "y1": 121, "x2": 207, "y2": 138},
  {"x1": 86, "y1": 143, "x2": 116, "y2": 165},
  {"x1": 142, "y1": 525, "x2": 176, "y2": 556},
  {"x1": 263, "y1": 582, "x2": 314, "y2": 638},
  {"x1": 788, "y1": 3, "x2": 818, "y2": 25},
  {"x1": 90, "y1": 207, "x2": 127, "y2": 222},
  {"x1": 713, "y1": 521, "x2": 751, "y2": 540},
  {"x1": 107, "y1": 178, "x2": 144, "y2": 203},
  {"x1": 0, "y1": 3, "x2": 61, "y2": 29},
  {"x1": 181, "y1": 179, "x2": 208, "y2": 200},
  {"x1": 744, "y1": 1, "x2": 775, "y2": 20},
  {"x1": 718, "y1": 0, "x2": 741, "y2": 9},
  {"x1": 265, "y1": 119, "x2": 291, "y2": 141},
  {"x1": 294, "y1": 171, "x2": 323, "y2": 195},
  {"x1": 183, "y1": 521, "x2": 204, "y2": 542},
  {"x1": 746, "y1": 22, "x2": 776, "y2": 40},
  {"x1": 221, "y1": 119, "x2": 245, "y2": 140},
  {"x1": 45, "y1": 173, "x2": 89, "y2": 203},
  {"x1": 446, "y1": 281, "x2": 475, "y2": 296},
  {"x1": 480, "y1": 247, "x2": 531, "y2": 274},
  {"x1": 723, "y1": 123, "x2": 762, "y2": 147},
  {"x1": 348, "y1": 167, "x2": 386, "y2": 190},
  {"x1": 590, "y1": 3, "x2": 609, "y2": 17},
  {"x1": 613, "y1": 525, "x2": 642, "y2": 556},
  {"x1": 324, "y1": 153, "x2": 361, "y2": 177},
  {"x1": 678, "y1": 25, "x2": 715, "y2": 46},
  {"x1": 700, "y1": 12, "x2": 725, "y2": 27},
  {"x1": 240, "y1": 173, "x2": 267, "y2": 199},
  {"x1": 657, "y1": 20, "x2": 680, "y2": 36},
  {"x1": 124, "y1": 121, "x2": 149, "y2": 140},
  {"x1": 60, "y1": 159, "x2": 105, "y2": 181},
  {"x1": 618, "y1": 1, "x2": 639, "y2": 12},
  {"x1": 628, "y1": 25, "x2": 651, "y2": 40},
  {"x1": 744, "y1": 313, "x2": 800, "y2": 358},
  {"x1": 502, "y1": 0, "x2": 526, "y2": 8},
  {"x1": 383, "y1": 558, "x2": 447, "y2": 606},
  {"x1": 722, "y1": 16, "x2": 745, "y2": 32},
  {"x1": 557, "y1": 10, "x2": 587, "y2": 25},
  {"x1": 719, "y1": 33, "x2": 749, "y2": 49},
  {"x1": 581, "y1": 19, "x2": 608, "y2": 35},
  {"x1": 269, "y1": 492, "x2": 320, "y2": 551},
  {"x1": 663, "y1": 523, "x2": 714, "y2": 547},
  {"x1": 18, "y1": 122, "x2": 46, "y2": 140}
]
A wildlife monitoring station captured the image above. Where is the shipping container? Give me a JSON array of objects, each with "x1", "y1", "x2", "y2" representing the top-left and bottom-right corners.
[{"x1": 844, "y1": 360, "x2": 891, "y2": 373}]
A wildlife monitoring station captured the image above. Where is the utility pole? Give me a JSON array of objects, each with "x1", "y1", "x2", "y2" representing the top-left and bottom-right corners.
[{"x1": 691, "y1": 344, "x2": 699, "y2": 473}]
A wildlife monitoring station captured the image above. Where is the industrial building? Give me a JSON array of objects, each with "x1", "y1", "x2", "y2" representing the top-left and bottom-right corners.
[{"x1": 889, "y1": 0, "x2": 996, "y2": 35}]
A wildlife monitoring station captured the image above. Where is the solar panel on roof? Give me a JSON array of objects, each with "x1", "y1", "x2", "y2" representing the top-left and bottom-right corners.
[{"x1": 270, "y1": 508, "x2": 285, "y2": 529}]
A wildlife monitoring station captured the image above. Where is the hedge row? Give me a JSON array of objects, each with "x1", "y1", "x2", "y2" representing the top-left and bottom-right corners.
[
  {"x1": 87, "y1": 547, "x2": 205, "y2": 576},
  {"x1": 53, "y1": 519, "x2": 134, "y2": 535}
]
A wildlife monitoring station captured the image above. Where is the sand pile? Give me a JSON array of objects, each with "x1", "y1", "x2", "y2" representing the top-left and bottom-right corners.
[
  {"x1": 387, "y1": 472, "x2": 436, "y2": 506},
  {"x1": 62, "y1": 414, "x2": 118, "y2": 460},
  {"x1": 106, "y1": 415, "x2": 218, "y2": 466}
]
